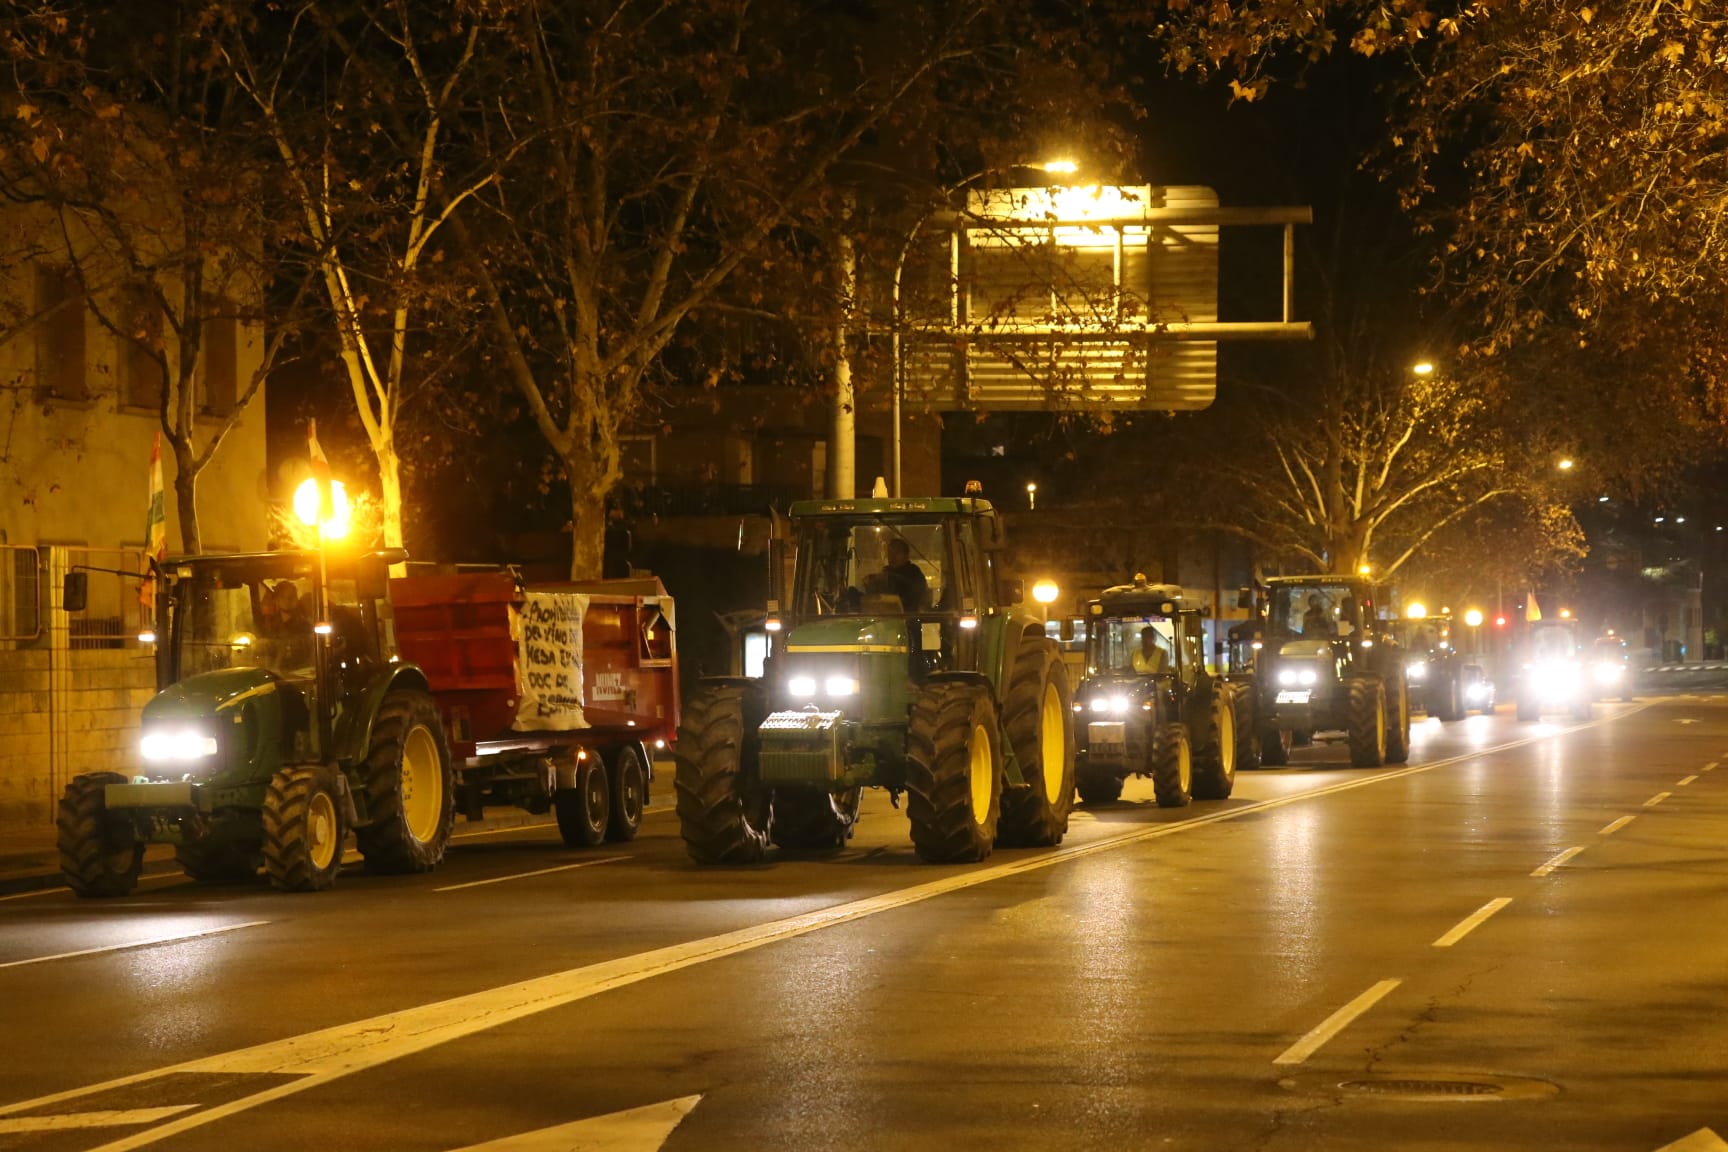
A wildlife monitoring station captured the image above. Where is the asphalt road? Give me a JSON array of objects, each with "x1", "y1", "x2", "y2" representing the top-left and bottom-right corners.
[{"x1": 3, "y1": 697, "x2": 1728, "y2": 1151}]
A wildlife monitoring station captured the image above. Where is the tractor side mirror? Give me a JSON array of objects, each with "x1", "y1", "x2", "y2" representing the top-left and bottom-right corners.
[
  {"x1": 62, "y1": 571, "x2": 88, "y2": 613},
  {"x1": 736, "y1": 514, "x2": 773, "y2": 556},
  {"x1": 367, "y1": 547, "x2": 409, "y2": 567},
  {"x1": 1058, "y1": 619, "x2": 1074, "y2": 642},
  {"x1": 1236, "y1": 586, "x2": 1254, "y2": 610},
  {"x1": 977, "y1": 514, "x2": 1005, "y2": 552},
  {"x1": 1001, "y1": 577, "x2": 1024, "y2": 605}
]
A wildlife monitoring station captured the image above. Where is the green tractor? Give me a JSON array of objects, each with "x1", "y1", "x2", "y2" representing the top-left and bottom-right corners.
[
  {"x1": 1071, "y1": 580, "x2": 1245, "y2": 807},
  {"x1": 56, "y1": 548, "x2": 454, "y2": 896},
  {"x1": 674, "y1": 495, "x2": 1075, "y2": 864},
  {"x1": 1248, "y1": 575, "x2": 1411, "y2": 768}
]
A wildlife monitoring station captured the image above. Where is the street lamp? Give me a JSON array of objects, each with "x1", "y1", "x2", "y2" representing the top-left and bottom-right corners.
[
  {"x1": 293, "y1": 477, "x2": 351, "y2": 539},
  {"x1": 891, "y1": 161, "x2": 1079, "y2": 496},
  {"x1": 1412, "y1": 361, "x2": 1435, "y2": 377},
  {"x1": 1557, "y1": 458, "x2": 1575, "y2": 472},
  {"x1": 1026, "y1": 481, "x2": 1037, "y2": 511},
  {"x1": 1032, "y1": 578, "x2": 1060, "y2": 625},
  {"x1": 1464, "y1": 608, "x2": 1484, "y2": 628}
]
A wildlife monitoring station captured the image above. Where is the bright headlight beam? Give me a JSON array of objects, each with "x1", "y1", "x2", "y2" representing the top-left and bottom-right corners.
[
  {"x1": 824, "y1": 675, "x2": 859, "y2": 697},
  {"x1": 788, "y1": 676, "x2": 817, "y2": 698}
]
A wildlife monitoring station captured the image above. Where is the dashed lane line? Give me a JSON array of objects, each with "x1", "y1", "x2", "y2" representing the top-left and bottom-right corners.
[
  {"x1": 1532, "y1": 846, "x2": 1587, "y2": 877},
  {"x1": 1645, "y1": 792, "x2": 1672, "y2": 808},
  {"x1": 1599, "y1": 815, "x2": 1638, "y2": 836},
  {"x1": 1273, "y1": 980, "x2": 1403, "y2": 1066},
  {"x1": 1678, "y1": 775, "x2": 1699, "y2": 787},
  {"x1": 0, "y1": 921, "x2": 268, "y2": 971},
  {"x1": 1432, "y1": 898, "x2": 1513, "y2": 948},
  {"x1": 435, "y1": 856, "x2": 630, "y2": 893}
]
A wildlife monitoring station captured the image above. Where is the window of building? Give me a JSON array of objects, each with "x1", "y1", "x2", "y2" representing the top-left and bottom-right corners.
[
  {"x1": 200, "y1": 312, "x2": 238, "y2": 415},
  {"x1": 120, "y1": 288, "x2": 166, "y2": 410},
  {"x1": 35, "y1": 264, "x2": 86, "y2": 401}
]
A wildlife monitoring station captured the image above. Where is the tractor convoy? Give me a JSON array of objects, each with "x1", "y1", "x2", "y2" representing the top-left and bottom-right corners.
[{"x1": 56, "y1": 482, "x2": 1602, "y2": 895}]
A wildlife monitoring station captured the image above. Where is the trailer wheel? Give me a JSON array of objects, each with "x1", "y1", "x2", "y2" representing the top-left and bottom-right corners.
[
  {"x1": 674, "y1": 683, "x2": 771, "y2": 864},
  {"x1": 57, "y1": 772, "x2": 142, "y2": 898},
  {"x1": 906, "y1": 680, "x2": 1001, "y2": 863},
  {"x1": 555, "y1": 761, "x2": 610, "y2": 848},
  {"x1": 1189, "y1": 678, "x2": 1237, "y2": 800},
  {"x1": 996, "y1": 640, "x2": 1076, "y2": 847},
  {"x1": 176, "y1": 836, "x2": 260, "y2": 886},
  {"x1": 356, "y1": 688, "x2": 454, "y2": 874},
  {"x1": 1075, "y1": 767, "x2": 1124, "y2": 805},
  {"x1": 604, "y1": 745, "x2": 647, "y2": 844},
  {"x1": 262, "y1": 765, "x2": 347, "y2": 892},
  {"x1": 771, "y1": 787, "x2": 860, "y2": 851},
  {"x1": 1150, "y1": 723, "x2": 1193, "y2": 808},
  {"x1": 1347, "y1": 679, "x2": 1388, "y2": 767}
]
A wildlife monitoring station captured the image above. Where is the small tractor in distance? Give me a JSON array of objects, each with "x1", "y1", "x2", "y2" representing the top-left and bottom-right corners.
[
  {"x1": 1248, "y1": 575, "x2": 1411, "y2": 768},
  {"x1": 1394, "y1": 610, "x2": 1465, "y2": 721},
  {"x1": 673, "y1": 493, "x2": 1075, "y2": 865},
  {"x1": 1071, "y1": 580, "x2": 1244, "y2": 807}
]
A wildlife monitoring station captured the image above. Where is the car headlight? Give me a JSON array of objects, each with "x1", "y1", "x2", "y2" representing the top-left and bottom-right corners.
[
  {"x1": 825, "y1": 675, "x2": 859, "y2": 697},
  {"x1": 788, "y1": 676, "x2": 817, "y2": 698},
  {"x1": 140, "y1": 728, "x2": 219, "y2": 762}
]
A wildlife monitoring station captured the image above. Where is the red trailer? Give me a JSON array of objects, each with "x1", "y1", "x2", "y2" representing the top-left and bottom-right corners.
[{"x1": 390, "y1": 571, "x2": 679, "y2": 847}]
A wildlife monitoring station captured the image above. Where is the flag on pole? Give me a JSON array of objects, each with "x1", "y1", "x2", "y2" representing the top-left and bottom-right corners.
[
  {"x1": 308, "y1": 418, "x2": 332, "y2": 521},
  {"x1": 1525, "y1": 590, "x2": 1542, "y2": 623},
  {"x1": 140, "y1": 430, "x2": 166, "y2": 611}
]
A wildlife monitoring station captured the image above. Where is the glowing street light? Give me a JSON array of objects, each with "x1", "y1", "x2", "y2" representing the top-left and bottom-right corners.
[
  {"x1": 293, "y1": 477, "x2": 351, "y2": 540},
  {"x1": 1026, "y1": 481, "x2": 1037, "y2": 511},
  {"x1": 1357, "y1": 563, "x2": 1372, "y2": 576},
  {"x1": 1032, "y1": 579, "x2": 1060, "y2": 605},
  {"x1": 1557, "y1": 458, "x2": 1575, "y2": 472},
  {"x1": 1406, "y1": 602, "x2": 1428, "y2": 620},
  {"x1": 1464, "y1": 608, "x2": 1484, "y2": 628},
  {"x1": 1412, "y1": 361, "x2": 1435, "y2": 377}
]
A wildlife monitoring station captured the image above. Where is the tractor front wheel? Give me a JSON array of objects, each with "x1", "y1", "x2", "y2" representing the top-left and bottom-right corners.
[
  {"x1": 997, "y1": 641, "x2": 1076, "y2": 847},
  {"x1": 771, "y1": 788, "x2": 861, "y2": 852},
  {"x1": 1189, "y1": 678, "x2": 1238, "y2": 800},
  {"x1": 57, "y1": 773, "x2": 142, "y2": 898},
  {"x1": 1384, "y1": 674, "x2": 1412, "y2": 765},
  {"x1": 1258, "y1": 724, "x2": 1292, "y2": 767},
  {"x1": 1075, "y1": 767, "x2": 1125, "y2": 805},
  {"x1": 1150, "y1": 724, "x2": 1193, "y2": 808},
  {"x1": 355, "y1": 689, "x2": 454, "y2": 874},
  {"x1": 673, "y1": 683, "x2": 771, "y2": 864},
  {"x1": 262, "y1": 765, "x2": 347, "y2": 892},
  {"x1": 1348, "y1": 679, "x2": 1388, "y2": 767},
  {"x1": 906, "y1": 681, "x2": 1002, "y2": 863}
]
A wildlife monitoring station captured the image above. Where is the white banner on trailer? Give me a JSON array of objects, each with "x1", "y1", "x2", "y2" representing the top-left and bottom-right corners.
[{"x1": 513, "y1": 591, "x2": 589, "y2": 730}]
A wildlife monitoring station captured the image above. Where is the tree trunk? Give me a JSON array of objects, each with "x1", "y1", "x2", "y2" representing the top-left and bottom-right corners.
[
  {"x1": 377, "y1": 443, "x2": 405, "y2": 552},
  {"x1": 171, "y1": 442, "x2": 201, "y2": 555},
  {"x1": 567, "y1": 478, "x2": 606, "y2": 580}
]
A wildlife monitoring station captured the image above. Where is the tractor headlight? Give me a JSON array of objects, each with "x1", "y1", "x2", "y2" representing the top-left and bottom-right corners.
[
  {"x1": 825, "y1": 675, "x2": 859, "y2": 697},
  {"x1": 1277, "y1": 668, "x2": 1296, "y2": 686},
  {"x1": 788, "y1": 676, "x2": 818, "y2": 698},
  {"x1": 1407, "y1": 660, "x2": 1428, "y2": 681},
  {"x1": 1298, "y1": 668, "x2": 1318, "y2": 686},
  {"x1": 1109, "y1": 695, "x2": 1131, "y2": 715},
  {"x1": 140, "y1": 727, "x2": 219, "y2": 762},
  {"x1": 1593, "y1": 661, "x2": 1622, "y2": 684}
]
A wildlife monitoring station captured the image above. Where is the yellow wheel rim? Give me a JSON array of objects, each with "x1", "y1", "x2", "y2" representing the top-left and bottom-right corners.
[
  {"x1": 1178, "y1": 739, "x2": 1192, "y2": 793},
  {"x1": 307, "y1": 789, "x2": 338, "y2": 871},
  {"x1": 968, "y1": 722, "x2": 993, "y2": 826},
  {"x1": 1218, "y1": 704, "x2": 1235, "y2": 775},
  {"x1": 402, "y1": 724, "x2": 443, "y2": 845},
  {"x1": 1039, "y1": 682, "x2": 1066, "y2": 805}
]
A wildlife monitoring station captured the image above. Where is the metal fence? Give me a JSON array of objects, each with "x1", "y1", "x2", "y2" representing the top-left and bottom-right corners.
[
  {"x1": 65, "y1": 546, "x2": 149, "y2": 650},
  {"x1": 0, "y1": 545, "x2": 40, "y2": 642}
]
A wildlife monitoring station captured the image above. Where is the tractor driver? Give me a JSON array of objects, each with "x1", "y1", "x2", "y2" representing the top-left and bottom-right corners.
[
  {"x1": 1132, "y1": 626, "x2": 1170, "y2": 675},
  {"x1": 876, "y1": 537, "x2": 928, "y2": 613},
  {"x1": 1302, "y1": 593, "x2": 1336, "y2": 638}
]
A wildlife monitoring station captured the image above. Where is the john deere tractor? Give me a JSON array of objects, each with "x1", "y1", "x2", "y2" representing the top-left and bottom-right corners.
[
  {"x1": 56, "y1": 548, "x2": 454, "y2": 896},
  {"x1": 1071, "y1": 580, "x2": 1244, "y2": 807},
  {"x1": 674, "y1": 494, "x2": 1075, "y2": 864},
  {"x1": 1248, "y1": 575, "x2": 1411, "y2": 768}
]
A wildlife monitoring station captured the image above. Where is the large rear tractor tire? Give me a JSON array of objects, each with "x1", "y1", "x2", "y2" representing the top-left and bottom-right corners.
[
  {"x1": 1189, "y1": 678, "x2": 1238, "y2": 800},
  {"x1": 262, "y1": 765, "x2": 347, "y2": 892},
  {"x1": 605, "y1": 744, "x2": 648, "y2": 843},
  {"x1": 906, "y1": 681, "x2": 1002, "y2": 863},
  {"x1": 1075, "y1": 767, "x2": 1124, "y2": 805},
  {"x1": 771, "y1": 788, "x2": 861, "y2": 852},
  {"x1": 176, "y1": 835, "x2": 260, "y2": 886},
  {"x1": 673, "y1": 683, "x2": 771, "y2": 864},
  {"x1": 1348, "y1": 679, "x2": 1388, "y2": 768},
  {"x1": 1384, "y1": 673, "x2": 1412, "y2": 765},
  {"x1": 1150, "y1": 723, "x2": 1193, "y2": 808},
  {"x1": 555, "y1": 760, "x2": 610, "y2": 847},
  {"x1": 355, "y1": 689, "x2": 454, "y2": 874},
  {"x1": 997, "y1": 641, "x2": 1077, "y2": 847},
  {"x1": 57, "y1": 772, "x2": 142, "y2": 898}
]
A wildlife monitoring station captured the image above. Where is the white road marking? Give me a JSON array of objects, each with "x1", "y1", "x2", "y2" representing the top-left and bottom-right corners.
[
  {"x1": 0, "y1": 715, "x2": 1642, "y2": 1149},
  {"x1": 0, "y1": 869, "x2": 186, "y2": 904},
  {"x1": 435, "y1": 856, "x2": 629, "y2": 892},
  {"x1": 1645, "y1": 792, "x2": 1672, "y2": 808},
  {"x1": 450, "y1": 1095, "x2": 701, "y2": 1151},
  {"x1": 1272, "y1": 979, "x2": 1402, "y2": 1066},
  {"x1": 450, "y1": 823, "x2": 560, "y2": 842},
  {"x1": 1531, "y1": 846, "x2": 1586, "y2": 877},
  {"x1": 1432, "y1": 898, "x2": 1513, "y2": 948},
  {"x1": 1703, "y1": 762, "x2": 1719, "y2": 772},
  {"x1": 0, "y1": 1107, "x2": 198, "y2": 1133},
  {"x1": 1678, "y1": 775, "x2": 1699, "y2": 786},
  {"x1": 1655, "y1": 1128, "x2": 1728, "y2": 1152},
  {"x1": 0, "y1": 921, "x2": 269, "y2": 971},
  {"x1": 1599, "y1": 815, "x2": 1638, "y2": 836}
]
